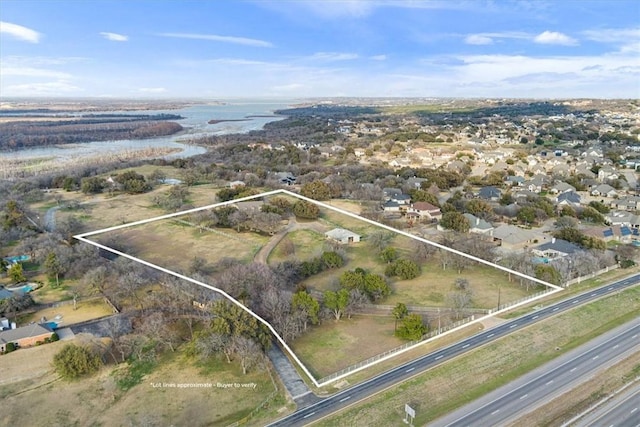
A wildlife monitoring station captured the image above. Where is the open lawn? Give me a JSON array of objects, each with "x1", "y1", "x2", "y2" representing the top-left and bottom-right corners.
[
  {"x1": 96, "y1": 219, "x2": 269, "y2": 271},
  {"x1": 268, "y1": 228, "x2": 326, "y2": 264},
  {"x1": 21, "y1": 297, "x2": 114, "y2": 326},
  {"x1": 0, "y1": 343, "x2": 284, "y2": 427},
  {"x1": 291, "y1": 315, "x2": 405, "y2": 379},
  {"x1": 317, "y1": 285, "x2": 640, "y2": 427},
  {"x1": 386, "y1": 260, "x2": 539, "y2": 309}
]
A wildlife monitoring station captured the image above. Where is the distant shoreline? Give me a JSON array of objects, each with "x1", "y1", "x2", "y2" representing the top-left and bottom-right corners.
[{"x1": 207, "y1": 118, "x2": 250, "y2": 124}]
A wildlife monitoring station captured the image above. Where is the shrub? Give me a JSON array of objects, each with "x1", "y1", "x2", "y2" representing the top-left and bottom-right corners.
[{"x1": 53, "y1": 344, "x2": 102, "y2": 379}]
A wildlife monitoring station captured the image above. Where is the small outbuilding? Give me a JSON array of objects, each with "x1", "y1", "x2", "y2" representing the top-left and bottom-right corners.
[{"x1": 325, "y1": 228, "x2": 361, "y2": 244}]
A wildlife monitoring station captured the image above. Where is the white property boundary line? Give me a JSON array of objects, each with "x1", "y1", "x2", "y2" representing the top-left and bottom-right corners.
[{"x1": 75, "y1": 189, "x2": 563, "y2": 388}]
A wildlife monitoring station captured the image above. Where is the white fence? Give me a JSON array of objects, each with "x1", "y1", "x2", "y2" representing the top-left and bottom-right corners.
[{"x1": 564, "y1": 264, "x2": 619, "y2": 287}]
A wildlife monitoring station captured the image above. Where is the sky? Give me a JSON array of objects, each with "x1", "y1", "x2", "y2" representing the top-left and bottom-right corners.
[{"x1": 1, "y1": 0, "x2": 639, "y2": 99}]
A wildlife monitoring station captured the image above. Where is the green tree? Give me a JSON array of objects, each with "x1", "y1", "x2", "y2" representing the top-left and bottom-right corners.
[
  {"x1": 391, "y1": 303, "x2": 408, "y2": 331},
  {"x1": 395, "y1": 313, "x2": 427, "y2": 340},
  {"x1": 579, "y1": 207, "x2": 605, "y2": 224},
  {"x1": 339, "y1": 270, "x2": 365, "y2": 290},
  {"x1": 45, "y1": 252, "x2": 64, "y2": 288},
  {"x1": 465, "y1": 199, "x2": 494, "y2": 219},
  {"x1": 380, "y1": 247, "x2": 398, "y2": 264},
  {"x1": 300, "y1": 180, "x2": 332, "y2": 201},
  {"x1": 517, "y1": 206, "x2": 537, "y2": 225},
  {"x1": 320, "y1": 251, "x2": 344, "y2": 269},
  {"x1": 7, "y1": 263, "x2": 26, "y2": 284},
  {"x1": 292, "y1": 200, "x2": 320, "y2": 219},
  {"x1": 53, "y1": 344, "x2": 102, "y2": 379},
  {"x1": 393, "y1": 259, "x2": 421, "y2": 280},
  {"x1": 324, "y1": 288, "x2": 350, "y2": 321},
  {"x1": 407, "y1": 189, "x2": 440, "y2": 206},
  {"x1": 363, "y1": 274, "x2": 391, "y2": 301},
  {"x1": 80, "y1": 177, "x2": 107, "y2": 194},
  {"x1": 440, "y1": 211, "x2": 470, "y2": 233},
  {"x1": 534, "y1": 264, "x2": 562, "y2": 285},
  {"x1": 292, "y1": 291, "x2": 320, "y2": 331}
]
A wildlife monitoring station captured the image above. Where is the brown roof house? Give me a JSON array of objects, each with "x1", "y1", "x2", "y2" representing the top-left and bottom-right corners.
[
  {"x1": 406, "y1": 202, "x2": 442, "y2": 222},
  {"x1": 0, "y1": 323, "x2": 53, "y2": 352}
]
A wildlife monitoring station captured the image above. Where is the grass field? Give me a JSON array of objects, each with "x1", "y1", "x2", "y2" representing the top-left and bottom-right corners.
[
  {"x1": 316, "y1": 285, "x2": 640, "y2": 426},
  {"x1": 21, "y1": 297, "x2": 114, "y2": 326},
  {"x1": 0, "y1": 341, "x2": 285, "y2": 427},
  {"x1": 95, "y1": 219, "x2": 269, "y2": 271},
  {"x1": 267, "y1": 229, "x2": 326, "y2": 264},
  {"x1": 291, "y1": 316, "x2": 404, "y2": 378}
]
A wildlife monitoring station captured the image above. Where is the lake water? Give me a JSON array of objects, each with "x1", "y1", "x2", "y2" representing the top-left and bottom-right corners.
[{"x1": 0, "y1": 99, "x2": 295, "y2": 162}]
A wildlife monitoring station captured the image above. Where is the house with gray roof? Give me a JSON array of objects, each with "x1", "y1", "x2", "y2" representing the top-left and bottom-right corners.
[
  {"x1": 549, "y1": 182, "x2": 576, "y2": 194},
  {"x1": 0, "y1": 323, "x2": 53, "y2": 352},
  {"x1": 532, "y1": 238, "x2": 581, "y2": 259},
  {"x1": 491, "y1": 224, "x2": 542, "y2": 250},
  {"x1": 590, "y1": 184, "x2": 617, "y2": 198},
  {"x1": 464, "y1": 213, "x2": 494, "y2": 235}
]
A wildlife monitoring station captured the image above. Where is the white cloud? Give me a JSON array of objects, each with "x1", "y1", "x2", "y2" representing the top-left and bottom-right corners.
[
  {"x1": 465, "y1": 34, "x2": 493, "y2": 45},
  {"x1": 582, "y1": 28, "x2": 640, "y2": 43},
  {"x1": 158, "y1": 32, "x2": 273, "y2": 47},
  {"x1": 138, "y1": 87, "x2": 167, "y2": 93},
  {"x1": 100, "y1": 32, "x2": 128, "y2": 42},
  {"x1": 0, "y1": 21, "x2": 41, "y2": 43},
  {"x1": 0, "y1": 67, "x2": 72, "y2": 79},
  {"x1": 307, "y1": 52, "x2": 359, "y2": 61},
  {"x1": 4, "y1": 81, "x2": 81, "y2": 95},
  {"x1": 534, "y1": 31, "x2": 578, "y2": 46},
  {"x1": 370, "y1": 54, "x2": 387, "y2": 61}
]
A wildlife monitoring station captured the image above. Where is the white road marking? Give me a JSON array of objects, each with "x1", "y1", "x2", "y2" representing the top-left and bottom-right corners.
[
  {"x1": 570, "y1": 367, "x2": 577, "y2": 372},
  {"x1": 339, "y1": 396, "x2": 351, "y2": 402},
  {"x1": 488, "y1": 333, "x2": 495, "y2": 338},
  {"x1": 591, "y1": 293, "x2": 597, "y2": 296},
  {"x1": 632, "y1": 334, "x2": 638, "y2": 339},
  {"x1": 532, "y1": 315, "x2": 539, "y2": 320},
  {"x1": 572, "y1": 300, "x2": 579, "y2": 304},
  {"x1": 435, "y1": 355, "x2": 443, "y2": 360},
  {"x1": 509, "y1": 324, "x2": 517, "y2": 329},
  {"x1": 630, "y1": 407, "x2": 637, "y2": 414},
  {"x1": 520, "y1": 394, "x2": 528, "y2": 400},
  {"x1": 491, "y1": 409, "x2": 500, "y2": 415},
  {"x1": 608, "y1": 287, "x2": 614, "y2": 290},
  {"x1": 613, "y1": 344, "x2": 619, "y2": 349},
  {"x1": 592, "y1": 355, "x2": 599, "y2": 360},
  {"x1": 303, "y1": 412, "x2": 316, "y2": 419},
  {"x1": 553, "y1": 307, "x2": 559, "y2": 311},
  {"x1": 405, "y1": 368, "x2": 415, "y2": 373},
  {"x1": 546, "y1": 380, "x2": 554, "y2": 385},
  {"x1": 462, "y1": 344, "x2": 470, "y2": 349}
]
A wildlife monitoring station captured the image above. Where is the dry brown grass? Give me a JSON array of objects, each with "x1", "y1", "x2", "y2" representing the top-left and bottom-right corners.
[
  {"x1": 291, "y1": 315, "x2": 405, "y2": 378},
  {"x1": 21, "y1": 298, "x2": 114, "y2": 326},
  {"x1": 96, "y1": 219, "x2": 269, "y2": 271},
  {"x1": 316, "y1": 286, "x2": 640, "y2": 427},
  {"x1": 0, "y1": 343, "x2": 283, "y2": 427}
]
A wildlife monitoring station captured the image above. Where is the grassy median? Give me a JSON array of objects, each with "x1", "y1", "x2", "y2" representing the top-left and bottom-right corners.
[{"x1": 315, "y1": 285, "x2": 640, "y2": 426}]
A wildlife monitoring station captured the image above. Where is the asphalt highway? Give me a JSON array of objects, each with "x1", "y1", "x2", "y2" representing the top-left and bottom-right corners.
[
  {"x1": 576, "y1": 383, "x2": 640, "y2": 427},
  {"x1": 267, "y1": 273, "x2": 640, "y2": 427},
  {"x1": 433, "y1": 320, "x2": 640, "y2": 426}
]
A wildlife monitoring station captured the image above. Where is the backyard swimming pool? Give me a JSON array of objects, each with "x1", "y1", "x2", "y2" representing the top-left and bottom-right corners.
[{"x1": 3, "y1": 255, "x2": 30, "y2": 264}]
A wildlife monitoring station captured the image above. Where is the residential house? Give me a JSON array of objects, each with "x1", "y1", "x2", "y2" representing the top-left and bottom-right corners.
[
  {"x1": 598, "y1": 166, "x2": 619, "y2": 182},
  {"x1": 233, "y1": 201, "x2": 264, "y2": 213},
  {"x1": 590, "y1": 184, "x2": 617, "y2": 198},
  {"x1": 273, "y1": 172, "x2": 296, "y2": 185},
  {"x1": 549, "y1": 182, "x2": 576, "y2": 194},
  {"x1": 406, "y1": 202, "x2": 442, "y2": 221},
  {"x1": 491, "y1": 224, "x2": 542, "y2": 250},
  {"x1": 605, "y1": 211, "x2": 640, "y2": 228},
  {"x1": 382, "y1": 200, "x2": 401, "y2": 213},
  {"x1": 505, "y1": 176, "x2": 525, "y2": 187},
  {"x1": 478, "y1": 186, "x2": 502, "y2": 201},
  {"x1": 611, "y1": 196, "x2": 640, "y2": 211},
  {"x1": 406, "y1": 177, "x2": 427, "y2": 189},
  {"x1": 556, "y1": 191, "x2": 582, "y2": 209},
  {"x1": 0, "y1": 323, "x2": 53, "y2": 352},
  {"x1": 583, "y1": 225, "x2": 633, "y2": 244},
  {"x1": 383, "y1": 187, "x2": 403, "y2": 200},
  {"x1": 228, "y1": 180, "x2": 245, "y2": 189},
  {"x1": 532, "y1": 238, "x2": 581, "y2": 259},
  {"x1": 464, "y1": 214, "x2": 494, "y2": 235},
  {"x1": 325, "y1": 228, "x2": 361, "y2": 244},
  {"x1": 523, "y1": 175, "x2": 546, "y2": 193}
]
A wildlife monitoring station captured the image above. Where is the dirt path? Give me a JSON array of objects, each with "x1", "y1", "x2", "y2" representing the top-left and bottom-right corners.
[{"x1": 253, "y1": 217, "x2": 329, "y2": 265}]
